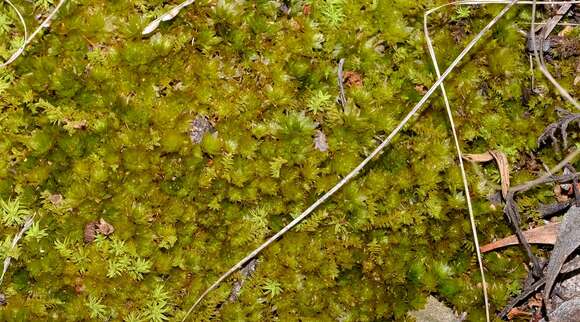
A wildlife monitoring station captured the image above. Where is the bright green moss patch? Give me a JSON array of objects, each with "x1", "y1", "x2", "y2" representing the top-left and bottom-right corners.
[{"x1": 0, "y1": 0, "x2": 578, "y2": 320}]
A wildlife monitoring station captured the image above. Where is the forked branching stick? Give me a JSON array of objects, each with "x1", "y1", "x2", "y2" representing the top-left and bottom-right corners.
[{"x1": 181, "y1": 1, "x2": 518, "y2": 320}]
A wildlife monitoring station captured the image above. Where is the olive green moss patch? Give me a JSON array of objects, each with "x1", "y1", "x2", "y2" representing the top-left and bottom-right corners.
[{"x1": 0, "y1": 0, "x2": 578, "y2": 320}]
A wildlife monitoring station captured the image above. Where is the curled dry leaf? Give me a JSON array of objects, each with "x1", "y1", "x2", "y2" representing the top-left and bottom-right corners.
[
  {"x1": 463, "y1": 150, "x2": 510, "y2": 198},
  {"x1": 489, "y1": 150, "x2": 510, "y2": 199},
  {"x1": 463, "y1": 151, "x2": 493, "y2": 162},
  {"x1": 343, "y1": 71, "x2": 363, "y2": 87},
  {"x1": 507, "y1": 307, "x2": 532, "y2": 320},
  {"x1": 74, "y1": 277, "x2": 85, "y2": 295},
  {"x1": 142, "y1": 0, "x2": 196, "y2": 35},
  {"x1": 96, "y1": 218, "x2": 115, "y2": 236},
  {"x1": 480, "y1": 222, "x2": 560, "y2": 253},
  {"x1": 84, "y1": 218, "x2": 115, "y2": 243}
]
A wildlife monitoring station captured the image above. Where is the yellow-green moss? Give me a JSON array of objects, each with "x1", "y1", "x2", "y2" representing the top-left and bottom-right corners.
[{"x1": 0, "y1": 0, "x2": 578, "y2": 320}]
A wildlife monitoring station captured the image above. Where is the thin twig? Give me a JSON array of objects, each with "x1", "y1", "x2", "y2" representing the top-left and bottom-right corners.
[
  {"x1": 467, "y1": 148, "x2": 579, "y2": 193},
  {"x1": 1, "y1": 0, "x2": 67, "y2": 68},
  {"x1": 0, "y1": 216, "x2": 34, "y2": 287},
  {"x1": 337, "y1": 58, "x2": 347, "y2": 109},
  {"x1": 423, "y1": 6, "x2": 494, "y2": 320},
  {"x1": 503, "y1": 193, "x2": 543, "y2": 277},
  {"x1": 180, "y1": 3, "x2": 518, "y2": 320},
  {"x1": 142, "y1": 0, "x2": 195, "y2": 35},
  {"x1": 0, "y1": 0, "x2": 27, "y2": 68},
  {"x1": 511, "y1": 148, "x2": 580, "y2": 193},
  {"x1": 538, "y1": 3, "x2": 572, "y2": 40},
  {"x1": 499, "y1": 254, "x2": 580, "y2": 318}
]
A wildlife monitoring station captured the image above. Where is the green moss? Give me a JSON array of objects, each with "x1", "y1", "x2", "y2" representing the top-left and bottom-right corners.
[{"x1": 0, "y1": 0, "x2": 577, "y2": 320}]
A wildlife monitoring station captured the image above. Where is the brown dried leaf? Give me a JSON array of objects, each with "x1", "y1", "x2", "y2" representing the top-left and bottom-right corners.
[
  {"x1": 96, "y1": 218, "x2": 114, "y2": 236},
  {"x1": 554, "y1": 185, "x2": 569, "y2": 203},
  {"x1": 489, "y1": 150, "x2": 510, "y2": 199},
  {"x1": 84, "y1": 221, "x2": 98, "y2": 243},
  {"x1": 463, "y1": 152, "x2": 493, "y2": 162},
  {"x1": 84, "y1": 218, "x2": 115, "y2": 243},
  {"x1": 481, "y1": 222, "x2": 560, "y2": 253},
  {"x1": 414, "y1": 85, "x2": 427, "y2": 95},
  {"x1": 527, "y1": 294, "x2": 542, "y2": 309},
  {"x1": 74, "y1": 277, "x2": 85, "y2": 295},
  {"x1": 507, "y1": 307, "x2": 531, "y2": 320},
  {"x1": 464, "y1": 150, "x2": 510, "y2": 198},
  {"x1": 343, "y1": 71, "x2": 363, "y2": 87}
]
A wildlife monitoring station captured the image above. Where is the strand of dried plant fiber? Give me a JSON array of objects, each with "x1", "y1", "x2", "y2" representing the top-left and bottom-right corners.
[
  {"x1": 181, "y1": 2, "x2": 518, "y2": 320},
  {"x1": 0, "y1": 216, "x2": 34, "y2": 287},
  {"x1": 422, "y1": 1, "x2": 512, "y2": 318},
  {"x1": 1, "y1": 0, "x2": 67, "y2": 67}
]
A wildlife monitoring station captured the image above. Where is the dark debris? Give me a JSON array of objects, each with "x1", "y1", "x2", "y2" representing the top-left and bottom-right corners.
[{"x1": 537, "y1": 108, "x2": 580, "y2": 149}]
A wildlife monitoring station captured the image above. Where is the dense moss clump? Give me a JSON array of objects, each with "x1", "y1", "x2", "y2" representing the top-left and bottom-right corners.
[{"x1": 0, "y1": 0, "x2": 578, "y2": 320}]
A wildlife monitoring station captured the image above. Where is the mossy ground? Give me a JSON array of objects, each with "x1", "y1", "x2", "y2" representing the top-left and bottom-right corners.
[{"x1": 0, "y1": 0, "x2": 578, "y2": 321}]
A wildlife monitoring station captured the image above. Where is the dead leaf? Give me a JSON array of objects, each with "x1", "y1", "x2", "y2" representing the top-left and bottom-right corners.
[
  {"x1": 84, "y1": 218, "x2": 115, "y2": 243},
  {"x1": 74, "y1": 277, "x2": 85, "y2": 295},
  {"x1": 48, "y1": 194, "x2": 63, "y2": 205},
  {"x1": 463, "y1": 150, "x2": 510, "y2": 198},
  {"x1": 528, "y1": 294, "x2": 543, "y2": 309},
  {"x1": 314, "y1": 130, "x2": 328, "y2": 152},
  {"x1": 554, "y1": 184, "x2": 569, "y2": 203},
  {"x1": 481, "y1": 222, "x2": 560, "y2": 253},
  {"x1": 96, "y1": 218, "x2": 114, "y2": 236},
  {"x1": 414, "y1": 85, "x2": 427, "y2": 95},
  {"x1": 489, "y1": 150, "x2": 510, "y2": 199},
  {"x1": 70, "y1": 120, "x2": 88, "y2": 129},
  {"x1": 507, "y1": 307, "x2": 531, "y2": 319},
  {"x1": 84, "y1": 222, "x2": 98, "y2": 243},
  {"x1": 544, "y1": 206, "x2": 580, "y2": 301},
  {"x1": 343, "y1": 71, "x2": 363, "y2": 87},
  {"x1": 463, "y1": 152, "x2": 494, "y2": 162}
]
